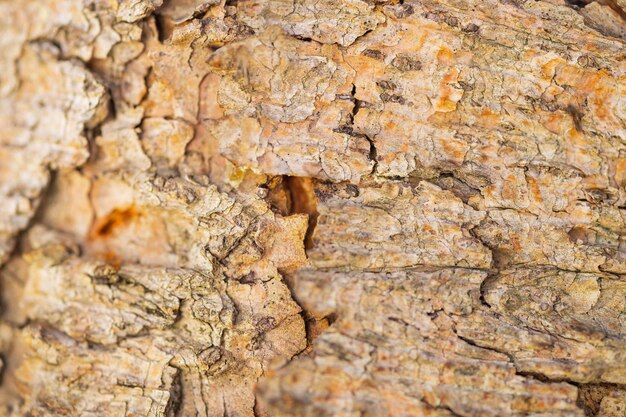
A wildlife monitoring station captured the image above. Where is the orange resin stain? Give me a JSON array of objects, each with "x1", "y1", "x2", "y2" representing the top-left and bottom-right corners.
[
  {"x1": 439, "y1": 136, "x2": 467, "y2": 163},
  {"x1": 437, "y1": 46, "x2": 455, "y2": 64},
  {"x1": 588, "y1": 80, "x2": 613, "y2": 121},
  {"x1": 568, "y1": 127, "x2": 580, "y2": 140},
  {"x1": 523, "y1": 49, "x2": 539, "y2": 61},
  {"x1": 437, "y1": 97, "x2": 458, "y2": 112},
  {"x1": 593, "y1": 101, "x2": 609, "y2": 120},
  {"x1": 554, "y1": 64, "x2": 583, "y2": 86},
  {"x1": 577, "y1": 70, "x2": 604, "y2": 94},
  {"x1": 89, "y1": 206, "x2": 141, "y2": 240},
  {"x1": 101, "y1": 251, "x2": 122, "y2": 270},
  {"x1": 526, "y1": 175, "x2": 543, "y2": 204},
  {"x1": 478, "y1": 107, "x2": 501, "y2": 129},
  {"x1": 384, "y1": 119, "x2": 398, "y2": 131},
  {"x1": 511, "y1": 236, "x2": 522, "y2": 252},
  {"x1": 434, "y1": 69, "x2": 462, "y2": 113},
  {"x1": 540, "y1": 58, "x2": 564, "y2": 79},
  {"x1": 557, "y1": 67, "x2": 615, "y2": 124}
]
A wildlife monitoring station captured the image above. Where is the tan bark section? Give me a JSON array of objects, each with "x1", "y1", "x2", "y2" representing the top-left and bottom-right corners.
[{"x1": 0, "y1": 0, "x2": 625, "y2": 416}]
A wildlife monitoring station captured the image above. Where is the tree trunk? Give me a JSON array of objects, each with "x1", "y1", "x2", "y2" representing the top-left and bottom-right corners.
[{"x1": 0, "y1": 0, "x2": 625, "y2": 416}]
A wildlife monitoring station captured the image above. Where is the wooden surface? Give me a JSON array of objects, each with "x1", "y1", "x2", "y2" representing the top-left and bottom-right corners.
[{"x1": 0, "y1": 0, "x2": 625, "y2": 415}]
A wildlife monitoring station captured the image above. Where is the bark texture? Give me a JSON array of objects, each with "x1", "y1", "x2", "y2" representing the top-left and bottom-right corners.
[{"x1": 0, "y1": 0, "x2": 625, "y2": 416}]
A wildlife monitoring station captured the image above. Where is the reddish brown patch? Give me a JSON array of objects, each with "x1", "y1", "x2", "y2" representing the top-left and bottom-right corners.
[
  {"x1": 101, "y1": 251, "x2": 122, "y2": 269},
  {"x1": 90, "y1": 207, "x2": 140, "y2": 239},
  {"x1": 285, "y1": 176, "x2": 319, "y2": 250},
  {"x1": 568, "y1": 226, "x2": 589, "y2": 245},
  {"x1": 511, "y1": 236, "x2": 522, "y2": 252}
]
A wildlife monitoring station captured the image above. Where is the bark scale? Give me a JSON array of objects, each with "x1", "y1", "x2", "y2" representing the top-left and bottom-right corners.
[{"x1": 0, "y1": 0, "x2": 625, "y2": 416}]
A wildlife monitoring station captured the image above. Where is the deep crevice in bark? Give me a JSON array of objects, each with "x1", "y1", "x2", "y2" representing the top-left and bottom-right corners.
[{"x1": 284, "y1": 176, "x2": 319, "y2": 251}]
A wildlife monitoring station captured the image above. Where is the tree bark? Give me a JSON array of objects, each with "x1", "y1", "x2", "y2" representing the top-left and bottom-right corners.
[{"x1": 0, "y1": 0, "x2": 625, "y2": 416}]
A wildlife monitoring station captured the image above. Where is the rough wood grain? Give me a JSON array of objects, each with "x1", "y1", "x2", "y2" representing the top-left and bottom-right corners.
[{"x1": 0, "y1": 0, "x2": 625, "y2": 416}]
